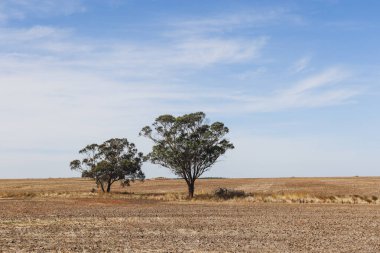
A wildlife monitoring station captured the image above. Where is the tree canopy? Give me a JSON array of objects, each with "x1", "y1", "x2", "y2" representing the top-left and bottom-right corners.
[
  {"x1": 140, "y1": 112, "x2": 234, "y2": 198},
  {"x1": 70, "y1": 138, "x2": 145, "y2": 193}
]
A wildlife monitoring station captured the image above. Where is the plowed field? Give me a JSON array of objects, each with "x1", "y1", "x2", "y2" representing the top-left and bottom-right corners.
[{"x1": 1, "y1": 177, "x2": 380, "y2": 252}]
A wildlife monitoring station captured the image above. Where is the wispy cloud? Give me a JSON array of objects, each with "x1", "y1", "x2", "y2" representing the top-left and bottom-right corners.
[
  {"x1": 290, "y1": 56, "x2": 311, "y2": 74},
  {"x1": 236, "y1": 67, "x2": 267, "y2": 80},
  {"x1": 0, "y1": 0, "x2": 85, "y2": 23},
  {"x1": 174, "y1": 37, "x2": 267, "y2": 66},
  {"x1": 239, "y1": 67, "x2": 359, "y2": 112},
  {"x1": 0, "y1": 26, "x2": 69, "y2": 42},
  {"x1": 173, "y1": 8, "x2": 304, "y2": 35},
  {"x1": 286, "y1": 67, "x2": 348, "y2": 94},
  {"x1": 0, "y1": 26, "x2": 266, "y2": 82},
  {"x1": 0, "y1": 9, "x2": 360, "y2": 119}
]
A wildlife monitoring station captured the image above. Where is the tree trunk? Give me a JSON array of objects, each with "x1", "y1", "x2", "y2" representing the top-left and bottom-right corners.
[
  {"x1": 99, "y1": 181, "x2": 105, "y2": 193},
  {"x1": 106, "y1": 181, "x2": 112, "y2": 193},
  {"x1": 187, "y1": 181, "x2": 195, "y2": 199}
]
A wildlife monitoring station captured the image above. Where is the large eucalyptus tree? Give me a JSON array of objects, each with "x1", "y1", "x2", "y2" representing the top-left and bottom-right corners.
[{"x1": 140, "y1": 112, "x2": 234, "y2": 198}]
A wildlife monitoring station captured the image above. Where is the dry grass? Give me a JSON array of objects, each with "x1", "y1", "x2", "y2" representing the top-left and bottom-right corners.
[{"x1": 1, "y1": 177, "x2": 380, "y2": 204}]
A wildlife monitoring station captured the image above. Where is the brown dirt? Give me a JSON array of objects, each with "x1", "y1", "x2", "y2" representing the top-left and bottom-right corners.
[{"x1": 1, "y1": 177, "x2": 380, "y2": 252}]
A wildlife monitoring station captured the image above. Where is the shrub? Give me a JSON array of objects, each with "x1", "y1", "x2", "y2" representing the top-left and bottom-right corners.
[{"x1": 214, "y1": 188, "x2": 246, "y2": 199}]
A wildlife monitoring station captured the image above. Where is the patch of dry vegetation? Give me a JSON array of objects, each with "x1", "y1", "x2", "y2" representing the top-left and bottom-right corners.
[
  {"x1": 107, "y1": 191, "x2": 380, "y2": 205},
  {"x1": 1, "y1": 177, "x2": 380, "y2": 205}
]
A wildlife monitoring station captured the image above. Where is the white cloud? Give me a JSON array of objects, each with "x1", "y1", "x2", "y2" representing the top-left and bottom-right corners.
[
  {"x1": 0, "y1": 26, "x2": 69, "y2": 42},
  {"x1": 0, "y1": 0, "x2": 85, "y2": 22},
  {"x1": 0, "y1": 26, "x2": 265, "y2": 82},
  {"x1": 285, "y1": 67, "x2": 348, "y2": 94},
  {"x1": 228, "y1": 68, "x2": 359, "y2": 113},
  {"x1": 236, "y1": 67, "x2": 267, "y2": 80},
  {"x1": 173, "y1": 8, "x2": 304, "y2": 35},
  {"x1": 290, "y1": 56, "x2": 311, "y2": 73},
  {"x1": 174, "y1": 37, "x2": 267, "y2": 66}
]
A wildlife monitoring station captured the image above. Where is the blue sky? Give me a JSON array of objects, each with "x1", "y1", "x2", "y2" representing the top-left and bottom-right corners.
[{"x1": 0, "y1": 0, "x2": 379, "y2": 178}]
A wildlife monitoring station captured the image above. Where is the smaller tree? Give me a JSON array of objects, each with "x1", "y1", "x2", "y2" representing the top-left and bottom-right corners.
[
  {"x1": 70, "y1": 138, "x2": 145, "y2": 193},
  {"x1": 140, "y1": 112, "x2": 234, "y2": 198}
]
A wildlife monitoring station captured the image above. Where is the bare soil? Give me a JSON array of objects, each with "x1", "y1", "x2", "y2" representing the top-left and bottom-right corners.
[{"x1": 1, "y1": 177, "x2": 380, "y2": 252}]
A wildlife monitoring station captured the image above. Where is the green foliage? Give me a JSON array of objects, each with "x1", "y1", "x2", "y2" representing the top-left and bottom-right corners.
[
  {"x1": 140, "y1": 112, "x2": 234, "y2": 198},
  {"x1": 70, "y1": 138, "x2": 145, "y2": 192}
]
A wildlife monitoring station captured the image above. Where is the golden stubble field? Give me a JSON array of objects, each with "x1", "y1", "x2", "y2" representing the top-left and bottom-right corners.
[{"x1": 1, "y1": 177, "x2": 380, "y2": 252}]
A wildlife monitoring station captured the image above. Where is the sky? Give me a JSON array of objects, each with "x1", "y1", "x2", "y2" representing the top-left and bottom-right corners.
[{"x1": 0, "y1": 0, "x2": 380, "y2": 179}]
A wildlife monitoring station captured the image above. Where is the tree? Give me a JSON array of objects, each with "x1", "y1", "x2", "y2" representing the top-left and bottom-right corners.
[
  {"x1": 140, "y1": 112, "x2": 234, "y2": 198},
  {"x1": 70, "y1": 138, "x2": 145, "y2": 193}
]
